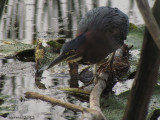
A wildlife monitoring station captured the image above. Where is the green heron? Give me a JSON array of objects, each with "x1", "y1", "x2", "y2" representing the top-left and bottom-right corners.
[{"x1": 47, "y1": 7, "x2": 129, "y2": 71}]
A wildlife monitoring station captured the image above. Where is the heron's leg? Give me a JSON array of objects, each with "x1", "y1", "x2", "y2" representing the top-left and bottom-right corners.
[
  {"x1": 109, "y1": 52, "x2": 115, "y2": 69},
  {"x1": 93, "y1": 64, "x2": 97, "y2": 76}
]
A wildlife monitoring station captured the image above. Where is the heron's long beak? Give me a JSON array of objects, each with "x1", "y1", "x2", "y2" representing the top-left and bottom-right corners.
[{"x1": 47, "y1": 54, "x2": 67, "y2": 69}]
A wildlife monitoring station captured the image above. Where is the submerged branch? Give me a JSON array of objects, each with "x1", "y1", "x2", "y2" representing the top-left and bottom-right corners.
[
  {"x1": 25, "y1": 91, "x2": 107, "y2": 120},
  {"x1": 25, "y1": 92, "x2": 87, "y2": 112}
]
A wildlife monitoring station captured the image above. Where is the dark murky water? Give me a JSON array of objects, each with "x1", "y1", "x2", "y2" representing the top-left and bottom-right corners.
[{"x1": 0, "y1": 0, "x2": 156, "y2": 120}]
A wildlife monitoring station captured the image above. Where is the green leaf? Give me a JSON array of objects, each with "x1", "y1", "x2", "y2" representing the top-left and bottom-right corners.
[
  {"x1": 125, "y1": 25, "x2": 144, "y2": 50},
  {"x1": 46, "y1": 40, "x2": 63, "y2": 53}
]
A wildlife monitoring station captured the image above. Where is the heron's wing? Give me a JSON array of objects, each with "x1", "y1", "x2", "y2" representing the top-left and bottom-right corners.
[{"x1": 77, "y1": 7, "x2": 129, "y2": 40}]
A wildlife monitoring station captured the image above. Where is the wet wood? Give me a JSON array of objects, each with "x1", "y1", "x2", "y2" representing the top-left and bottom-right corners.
[
  {"x1": 25, "y1": 92, "x2": 87, "y2": 112},
  {"x1": 123, "y1": 0, "x2": 160, "y2": 120},
  {"x1": 59, "y1": 87, "x2": 90, "y2": 95},
  {"x1": 82, "y1": 73, "x2": 108, "y2": 120},
  {"x1": 136, "y1": 0, "x2": 160, "y2": 50}
]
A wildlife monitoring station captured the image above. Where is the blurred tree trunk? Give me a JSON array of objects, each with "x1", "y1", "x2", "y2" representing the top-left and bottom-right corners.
[
  {"x1": 3, "y1": 0, "x2": 10, "y2": 39},
  {"x1": 92, "y1": 0, "x2": 99, "y2": 8},
  {"x1": 76, "y1": 0, "x2": 88, "y2": 25},
  {"x1": 106, "y1": 0, "x2": 112, "y2": 7},
  {"x1": 0, "y1": 0, "x2": 7, "y2": 22},
  {"x1": 78, "y1": 0, "x2": 82, "y2": 19},
  {"x1": 66, "y1": 0, "x2": 73, "y2": 38},
  {"x1": 48, "y1": 0, "x2": 54, "y2": 33},
  {"x1": 18, "y1": 0, "x2": 26, "y2": 40},
  {"x1": 10, "y1": 0, "x2": 18, "y2": 39},
  {"x1": 33, "y1": 0, "x2": 38, "y2": 43},
  {"x1": 123, "y1": 0, "x2": 160, "y2": 120},
  {"x1": 56, "y1": 0, "x2": 65, "y2": 36},
  {"x1": 40, "y1": 0, "x2": 48, "y2": 32}
]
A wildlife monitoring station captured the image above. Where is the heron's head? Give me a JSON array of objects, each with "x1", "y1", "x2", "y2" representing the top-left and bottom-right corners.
[
  {"x1": 47, "y1": 40, "x2": 79, "y2": 69},
  {"x1": 47, "y1": 33, "x2": 85, "y2": 69}
]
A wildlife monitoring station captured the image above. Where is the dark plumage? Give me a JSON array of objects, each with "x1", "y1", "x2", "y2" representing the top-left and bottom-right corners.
[{"x1": 47, "y1": 7, "x2": 129, "y2": 69}]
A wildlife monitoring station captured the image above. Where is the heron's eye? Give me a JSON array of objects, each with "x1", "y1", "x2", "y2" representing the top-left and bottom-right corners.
[
  {"x1": 65, "y1": 49, "x2": 75, "y2": 56},
  {"x1": 70, "y1": 49, "x2": 75, "y2": 54}
]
